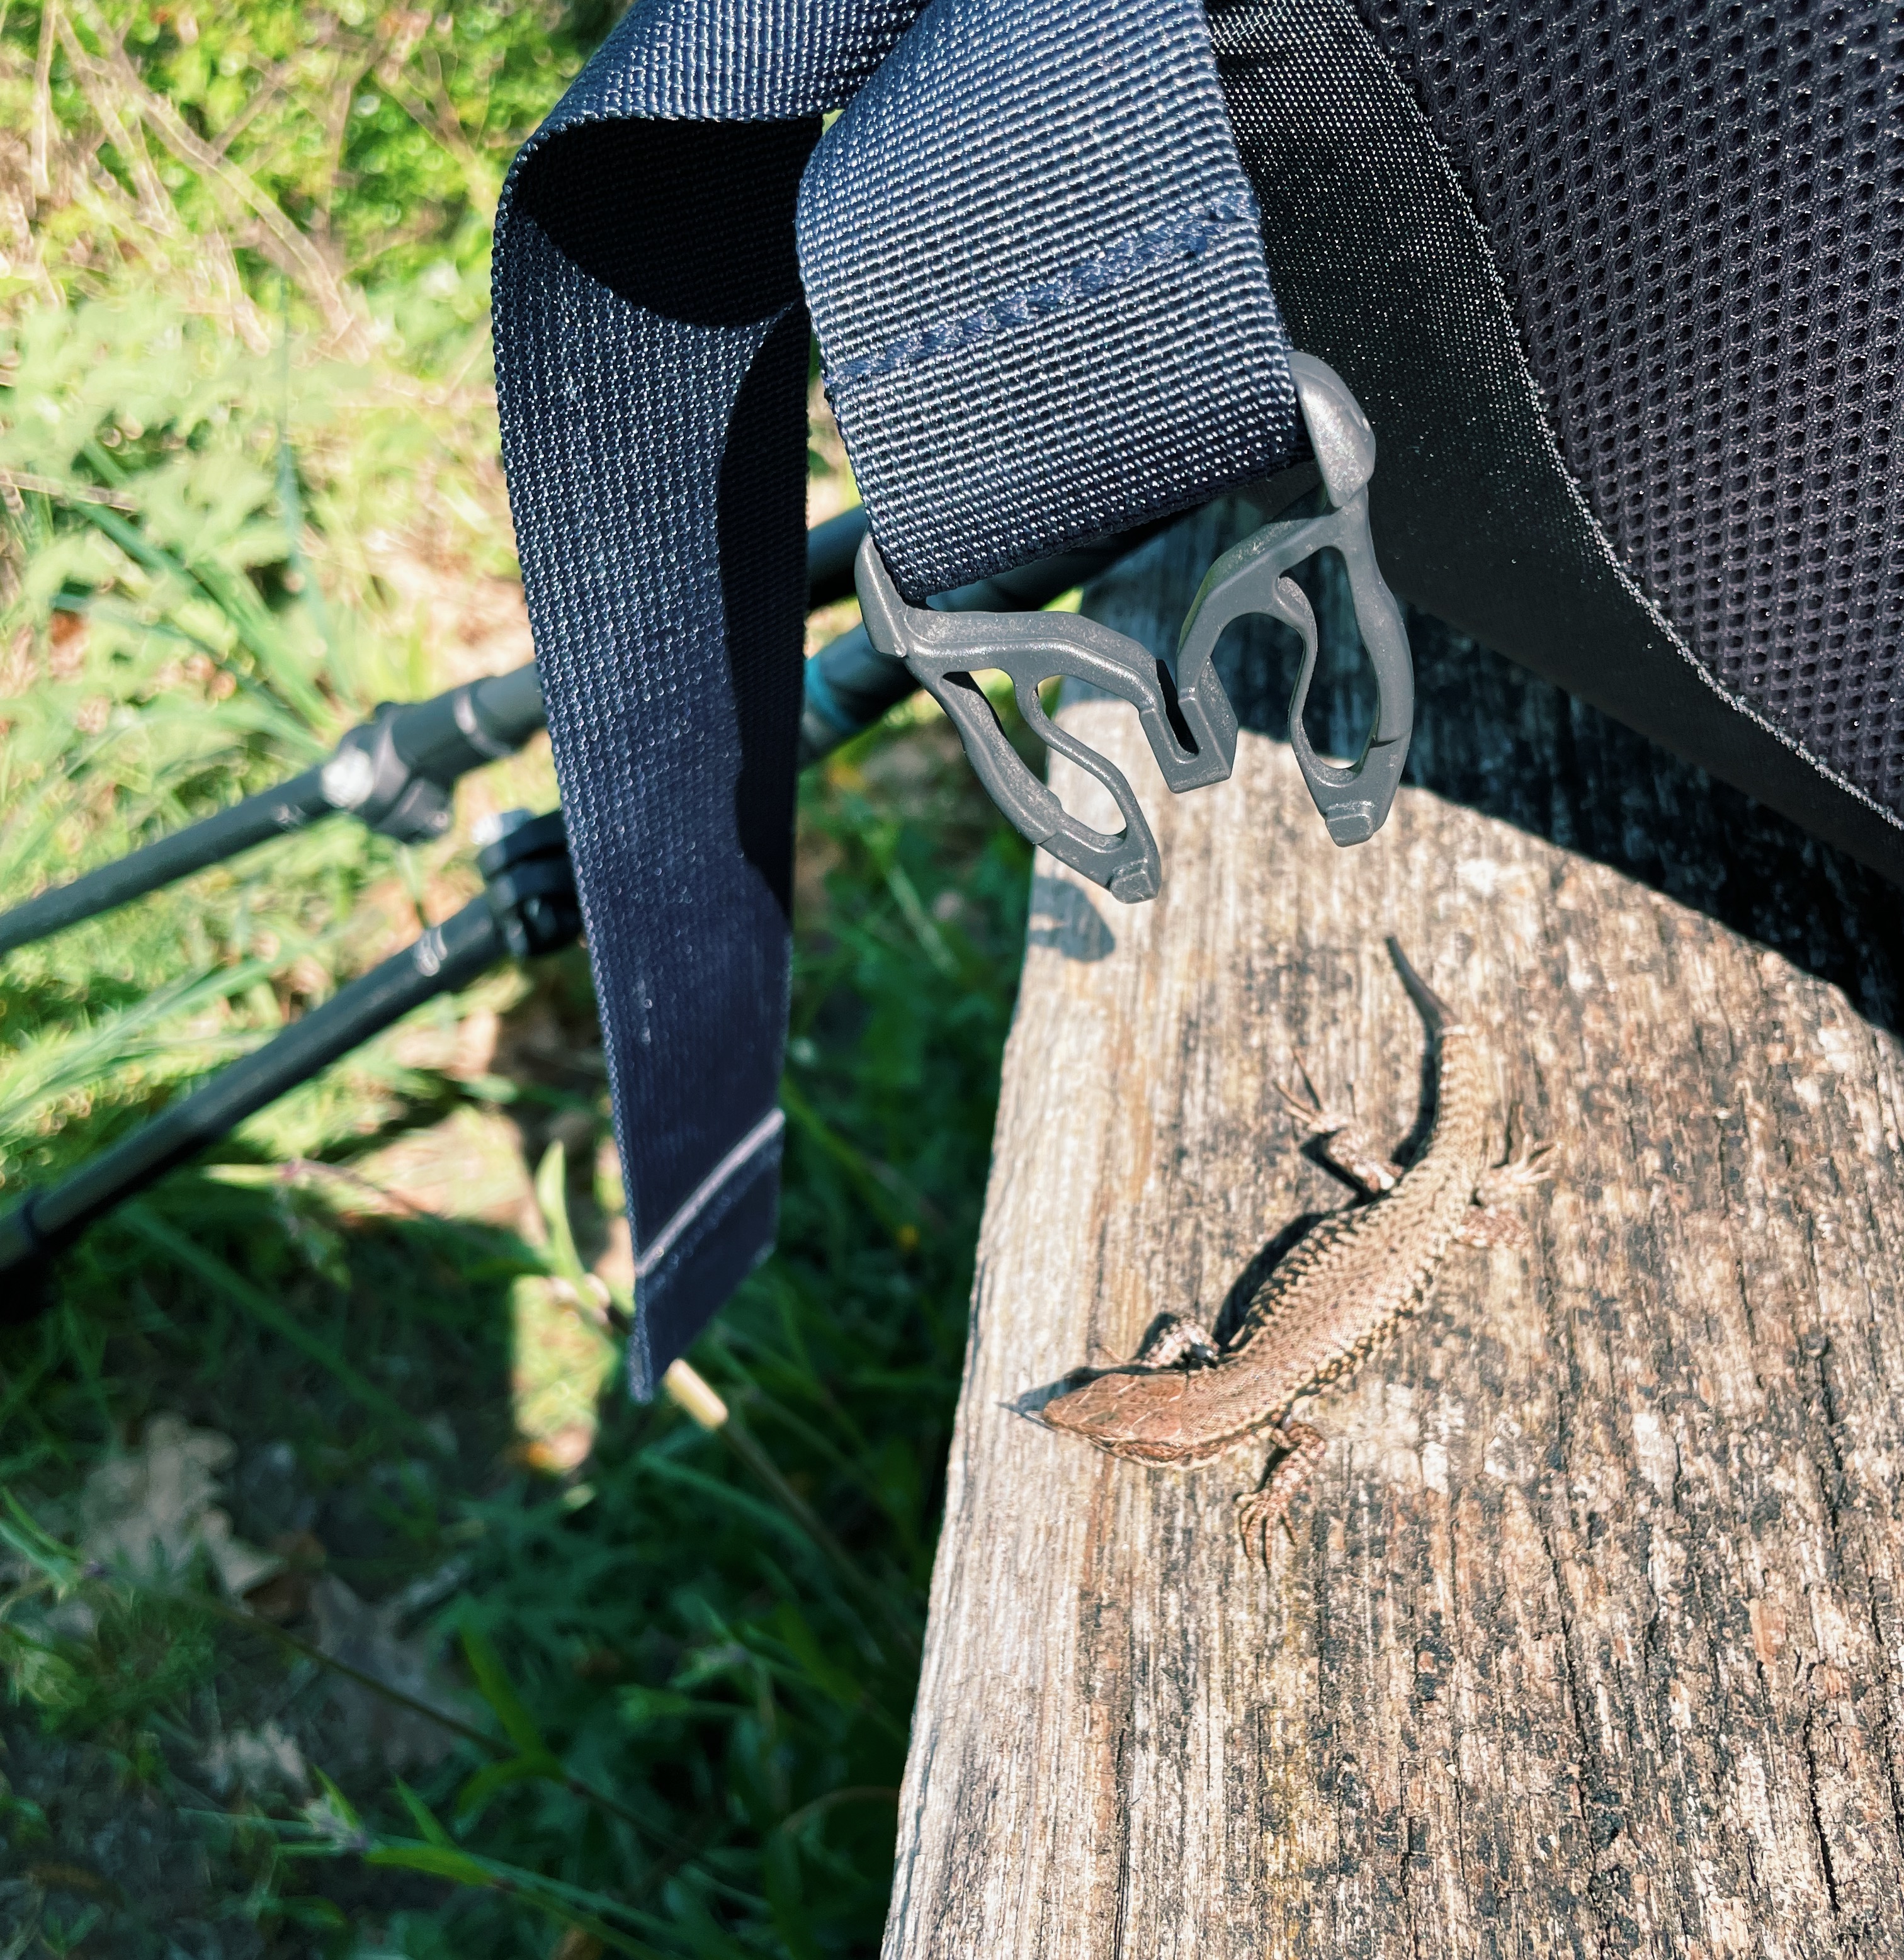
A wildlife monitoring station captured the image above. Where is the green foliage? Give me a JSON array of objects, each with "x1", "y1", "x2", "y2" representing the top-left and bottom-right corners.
[
  {"x1": 0, "y1": 727, "x2": 1026, "y2": 1954},
  {"x1": 0, "y1": 285, "x2": 478, "y2": 1198},
  {"x1": 0, "y1": 0, "x2": 1032, "y2": 1951},
  {"x1": 1, "y1": 0, "x2": 612, "y2": 300}
]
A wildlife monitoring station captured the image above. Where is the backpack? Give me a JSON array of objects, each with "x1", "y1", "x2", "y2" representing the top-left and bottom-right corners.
[{"x1": 492, "y1": 0, "x2": 1903, "y2": 1390}]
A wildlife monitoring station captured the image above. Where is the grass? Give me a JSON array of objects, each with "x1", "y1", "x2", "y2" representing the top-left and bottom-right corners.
[{"x1": 0, "y1": 6, "x2": 1031, "y2": 1952}]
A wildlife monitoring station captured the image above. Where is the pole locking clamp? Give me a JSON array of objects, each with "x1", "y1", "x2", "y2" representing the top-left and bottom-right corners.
[{"x1": 854, "y1": 353, "x2": 1414, "y2": 900}]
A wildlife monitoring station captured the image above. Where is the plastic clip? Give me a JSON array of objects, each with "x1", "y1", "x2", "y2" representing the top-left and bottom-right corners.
[
  {"x1": 1176, "y1": 353, "x2": 1413, "y2": 846},
  {"x1": 853, "y1": 351, "x2": 1413, "y2": 897},
  {"x1": 854, "y1": 536, "x2": 1224, "y2": 903}
]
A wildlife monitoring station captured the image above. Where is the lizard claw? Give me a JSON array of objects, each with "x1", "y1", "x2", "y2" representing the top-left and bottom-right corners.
[
  {"x1": 1478, "y1": 1136, "x2": 1556, "y2": 1204},
  {"x1": 1463, "y1": 1117, "x2": 1556, "y2": 1245},
  {"x1": 1276, "y1": 1051, "x2": 1349, "y2": 1137},
  {"x1": 1233, "y1": 1487, "x2": 1303, "y2": 1566},
  {"x1": 1233, "y1": 1489, "x2": 1278, "y2": 1566},
  {"x1": 1500, "y1": 1105, "x2": 1557, "y2": 1179},
  {"x1": 1235, "y1": 1418, "x2": 1329, "y2": 1568}
]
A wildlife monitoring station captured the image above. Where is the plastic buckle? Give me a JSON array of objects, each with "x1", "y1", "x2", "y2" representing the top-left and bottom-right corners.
[
  {"x1": 853, "y1": 352, "x2": 1413, "y2": 898},
  {"x1": 854, "y1": 538, "x2": 1224, "y2": 903}
]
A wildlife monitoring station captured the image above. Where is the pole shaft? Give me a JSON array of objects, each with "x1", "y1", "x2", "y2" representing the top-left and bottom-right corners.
[
  {"x1": 21, "y1": 895, "x2": 501, "y2": 1252},
  {"x1": 0, "y1": 767, "x2": 332, "y2": 958}
]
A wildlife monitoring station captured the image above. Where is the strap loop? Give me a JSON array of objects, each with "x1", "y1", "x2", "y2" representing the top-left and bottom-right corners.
[{"x1": 494, "y1": 0, "x2": 1329, "y2": 1385}]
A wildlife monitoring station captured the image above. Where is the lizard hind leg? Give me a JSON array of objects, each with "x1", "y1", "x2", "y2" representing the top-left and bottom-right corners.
[
  {"x1": 1234, "y1": 1418, "x2": 1329, "y2": 1566},
  {"x1": 1458, "y1": 1131, "x2": 1557, "y2": 1249}
]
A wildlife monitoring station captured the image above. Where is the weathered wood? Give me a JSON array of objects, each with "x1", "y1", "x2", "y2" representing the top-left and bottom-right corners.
[{"x1": 885, "y1": 499, "x2": 1904, "y2": 1959}]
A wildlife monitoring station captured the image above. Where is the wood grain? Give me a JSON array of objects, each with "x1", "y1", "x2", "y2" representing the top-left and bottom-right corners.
[{"x1": 885, "y1": 500, "x2": 1904, "y2": 1959}]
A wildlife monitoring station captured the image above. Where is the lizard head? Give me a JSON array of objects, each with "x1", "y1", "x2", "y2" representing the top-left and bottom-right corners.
[{"x1": 1040, "y1": 1364, "x2": 1247, "y2": 1466}]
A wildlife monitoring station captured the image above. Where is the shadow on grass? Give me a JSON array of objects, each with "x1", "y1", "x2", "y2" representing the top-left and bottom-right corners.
[{"x1": 0, "y1": 714, "x2": 1026, "y2": 1957}]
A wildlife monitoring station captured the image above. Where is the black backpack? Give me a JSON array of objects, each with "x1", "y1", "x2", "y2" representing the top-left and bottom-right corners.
[{"x1": 1213, "y1": 0, "x2": 1900, "y2": 885}]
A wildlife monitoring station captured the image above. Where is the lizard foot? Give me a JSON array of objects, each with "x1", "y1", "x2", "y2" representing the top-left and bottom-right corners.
[
  {"x1": 1276, "y1": 1056, "x2": 1400, "y2": 1197},
  {"x1": 1235, "y1": 1418, "x2": 1328, "y2": 1566},
  {"x1": 1275, "y1": 1051, "x2": 1347, "y2": 1135},
  {"x1": 1136, "y1": 1313, "x2": 1222, "y2": 1368},
  {"x1": 1475, "y1": 1128, "x2": 1556, "y2": 1203},
  {"x1": 1459, "y1": 1130, "x2": 1556, "y2": 1246}
]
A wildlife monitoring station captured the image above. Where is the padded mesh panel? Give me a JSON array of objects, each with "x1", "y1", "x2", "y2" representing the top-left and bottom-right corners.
[{"x1": 1349, "y1": 1, "x2": 1904, "y2": 818}]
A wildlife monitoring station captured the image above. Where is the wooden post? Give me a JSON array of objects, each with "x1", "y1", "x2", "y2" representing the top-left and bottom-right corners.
[{"x1": 884, "y1": 502, "x2": 1904, "y2": 1958}]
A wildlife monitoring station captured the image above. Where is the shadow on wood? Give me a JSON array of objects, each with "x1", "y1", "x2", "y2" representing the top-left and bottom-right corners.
[{"x1": 885, "y1": 501, "x2": 1904, "y2": 1958}]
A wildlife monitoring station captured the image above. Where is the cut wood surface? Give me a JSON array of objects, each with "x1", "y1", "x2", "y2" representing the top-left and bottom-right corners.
[{"x1": 884, "y1": 500, "x2": 1904, "y2": 1959}]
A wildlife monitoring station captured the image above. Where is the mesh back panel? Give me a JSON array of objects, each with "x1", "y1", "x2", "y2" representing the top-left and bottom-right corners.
[{"x1": 1350, "y1": 1, "x2": 1904, "y2": 819}]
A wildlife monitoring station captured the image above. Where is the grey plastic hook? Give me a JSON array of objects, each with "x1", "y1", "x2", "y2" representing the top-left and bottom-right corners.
[
  {"x1": 852, "y1": 351, "x2": 1414, "y2": 895},
  {"x1": 856, "y1": 535, "x2": 1203, "y2": 902},
  {"x1": 1176, "y1": 353, "x2": 1412, "y2": 845}
]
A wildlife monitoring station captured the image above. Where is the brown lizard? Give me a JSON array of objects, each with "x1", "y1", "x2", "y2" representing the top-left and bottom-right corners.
[{"x1": 1040, "y1": 938, "x2": 1550, "y2": 1563}]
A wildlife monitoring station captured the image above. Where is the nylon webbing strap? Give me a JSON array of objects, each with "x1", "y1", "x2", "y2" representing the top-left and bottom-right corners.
[{"x1": 492, "y1": 0, "x2": 1303, "y2": 1396}]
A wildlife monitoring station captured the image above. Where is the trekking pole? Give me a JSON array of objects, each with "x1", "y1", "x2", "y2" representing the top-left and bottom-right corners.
[
  {"x1": 0, "y1": 808, "x2": 575, "y2": 1303},
  {"x1": 0, "y1": 502, "x2": 1154, "y2": 955},
  {"x1": 0, "y1": 509, "x2": 873, "y2": 958},
  {"x1": 0, "y1": 664, "x2": 551, "y2": 958},
  {"x1": 0, "y1": 514, "x2": 1172, "y2": 1303}
]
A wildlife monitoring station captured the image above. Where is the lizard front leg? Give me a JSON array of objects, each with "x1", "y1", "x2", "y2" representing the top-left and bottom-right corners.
[
  {"x1": 1133, "y1": 1313, "x2": 1221, "y2": 1367},
  {"x1": 1234, "y1": 1415, "x2": 1329, "y2": 1565},
  {"x1": 1277, "y1": 1055, "x2": 1403, "y2": 1197}
]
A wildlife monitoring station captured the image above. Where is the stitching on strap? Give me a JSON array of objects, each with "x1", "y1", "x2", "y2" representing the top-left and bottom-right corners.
[{"x1": 825, "y1": 195, "x2": 1259, "y2": 395}]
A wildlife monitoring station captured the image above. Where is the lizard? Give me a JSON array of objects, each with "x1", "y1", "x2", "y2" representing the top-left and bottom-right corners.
[{"x1": 1039, "y1": 938, "x2": 1551, "y2": 1564}]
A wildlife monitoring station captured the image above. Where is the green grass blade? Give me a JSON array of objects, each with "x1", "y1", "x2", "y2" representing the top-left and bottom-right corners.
[{"x1": 460, "y1": 1624, "x2": 552, "y2": 1758}]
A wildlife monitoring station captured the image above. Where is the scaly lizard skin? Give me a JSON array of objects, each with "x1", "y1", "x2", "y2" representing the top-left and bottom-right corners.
[{"x1": 1041, "y1": 939, "x2": 1550, "y2": 1562}]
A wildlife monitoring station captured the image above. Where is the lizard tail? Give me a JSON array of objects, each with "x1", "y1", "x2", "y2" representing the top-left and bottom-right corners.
[{"x1": 1386, "y1": 936, "x2": 1459, "y2": 1032}]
